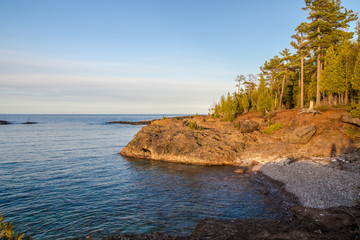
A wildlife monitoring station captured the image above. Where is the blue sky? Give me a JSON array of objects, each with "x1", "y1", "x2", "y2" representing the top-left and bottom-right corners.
[{"x1": 1, "y1": 0, "x2": 360, "y2": 114}]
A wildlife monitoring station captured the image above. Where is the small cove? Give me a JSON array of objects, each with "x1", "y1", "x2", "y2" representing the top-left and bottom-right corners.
[{"x1": 0, "y1": 114, "x2": 289, "y2": 239}]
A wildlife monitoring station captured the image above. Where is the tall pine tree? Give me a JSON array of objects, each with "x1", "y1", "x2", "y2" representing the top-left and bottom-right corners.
[
  {"x1": 303, "y1": 0, "x2": 357, "y2": 106},
  {"x1": 291, "y1": 22, "x2": 309, "y2": 108}
]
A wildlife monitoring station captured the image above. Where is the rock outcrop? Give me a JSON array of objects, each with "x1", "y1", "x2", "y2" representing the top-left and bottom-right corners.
[
  {"x1": 0, "y1": 120, "x2": 11, "y2": 125},
  {"x1": 120, "y1": 118, "x2": 245, "y2": 165},
  {"x1": 342, "y1": 113, "x2": 360, "y2": 127},
  {"x1": 121, "y1": 109, "x2": 360, "y2": 166},
  {"x1": 22, "y1": 122, "x2": 37, "y2": 124}
]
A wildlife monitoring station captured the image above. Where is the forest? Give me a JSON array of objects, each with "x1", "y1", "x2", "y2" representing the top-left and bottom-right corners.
[{"x1": 210, "y1": 0, "x2": 360, "y2": 121}]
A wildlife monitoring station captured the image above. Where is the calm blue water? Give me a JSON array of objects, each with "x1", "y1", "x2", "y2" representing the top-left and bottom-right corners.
[{"x1": 0, "y1": 114, "x2": 284, "y2": 239}]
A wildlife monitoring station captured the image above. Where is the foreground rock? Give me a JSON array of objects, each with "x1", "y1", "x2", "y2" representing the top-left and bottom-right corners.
[
  {"x1": 78, "y1": 205, "x2": 360, "y2": 240},
  {"x1": 0, "y1": 120, "x2": 11, "y2": 125},
  {"x1": 121, "y1": 109, "x2": 360, "y2": 166},
  {"x1": 190, "y1": 205, "x2": 360, "y2": 240}
]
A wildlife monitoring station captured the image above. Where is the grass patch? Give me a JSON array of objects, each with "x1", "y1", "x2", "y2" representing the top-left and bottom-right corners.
[
  {"x1": 188, "y1": 121, "x2": 203, "y2": 130},
  {"x1": 314, "y1": 104, "x2": 329, "y2": 111},
  {"x1": 263, "y1": 122, "x2": 283, "y2": 134},
  {"x1": 345, "y1": 126, "x2": 358, "y2": 138}
]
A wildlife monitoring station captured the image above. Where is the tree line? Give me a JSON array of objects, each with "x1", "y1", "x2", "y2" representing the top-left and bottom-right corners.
[{"x1": 210, "y1": 0, "x2": 360, "y2": 120}]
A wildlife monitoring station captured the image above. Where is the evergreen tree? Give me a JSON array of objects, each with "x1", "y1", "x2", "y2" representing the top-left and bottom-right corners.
[
  {"x1": 321, "y1": 45, "x2": 345, "y2": 105},
  {"x1": 355, "y1": 20, "x2": 360, "y2": 43},
  {"x1": 279, "y1": 48, "x2": 293, "y2": 109},
  {"x1": 257, "y1": 75, "x2": 273, "y2": 116},
  {"x1": 303, "y1": 0, "x2": 357, "y2": 106},
  {"x1": 338, "y1": 39, "x2": 357, "y2": 104},
  {"x1": 352, "y1": 51, "x2": 360, "y2": 95},
  {"x1": 241, "y1": 93, "x2": 250, "y2": 113},
  {"x1": 261, "y1": 56, "x2": 281, "y2": 93},
  {"x1": 291, "y1": 22, "x2": 309, "y2": 108}
]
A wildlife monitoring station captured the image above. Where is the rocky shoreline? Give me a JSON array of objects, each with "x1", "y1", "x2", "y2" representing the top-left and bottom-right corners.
[
  {"x1": 120, "y1": 109, "x2": 360, "y2": 166},
  {"x1": 113, "y1": 109, "x2": 360, "y2": 239}
]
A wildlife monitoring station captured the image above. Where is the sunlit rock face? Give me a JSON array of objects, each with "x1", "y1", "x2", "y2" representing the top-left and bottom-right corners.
[{"x1": 121, "y1": 109, "x2": 360, "y2": 166}]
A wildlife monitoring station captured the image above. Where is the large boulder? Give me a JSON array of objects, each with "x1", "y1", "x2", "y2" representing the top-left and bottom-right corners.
[
  {"x1": 239, "y1": 120, "x2": 259, "y2": 133},
  {"x1": 288, "y1": 125, "x2": 316, "y2": 144}
]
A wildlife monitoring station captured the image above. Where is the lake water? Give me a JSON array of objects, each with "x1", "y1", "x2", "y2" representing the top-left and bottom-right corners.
[{"x1": 0, "y1": 114, "x2": 285, "y2": 239}]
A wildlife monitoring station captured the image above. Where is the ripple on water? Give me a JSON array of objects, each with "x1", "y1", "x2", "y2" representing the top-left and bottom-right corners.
[{"x1": 0, "y1": 114, "x2": 287, "y2": 239}]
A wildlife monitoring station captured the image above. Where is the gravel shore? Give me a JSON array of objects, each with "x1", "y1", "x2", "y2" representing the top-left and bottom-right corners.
[{"x1": 259, "y1": 158, "x2": 360, "y2": 209}]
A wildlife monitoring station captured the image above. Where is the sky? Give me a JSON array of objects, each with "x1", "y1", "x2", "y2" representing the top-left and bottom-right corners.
[{"x1": 1, "y1": 0, "x2": 360, "y2": 114}]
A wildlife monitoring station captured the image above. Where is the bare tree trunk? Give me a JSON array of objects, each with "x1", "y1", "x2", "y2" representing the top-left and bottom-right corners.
[
  {"x1": 345, "y1": 64, "x2": 349, "y2": 105},
  {"x1": 316, "y1": 25, "x2": 321, "y2": 107},
  {"x1": 316, "y1": 52, "x2": 321, "y2": 106},
  {"x1": 279, "y1": 74, "x2": 286, "y2": 109},
  {"x1": 334, "y1": 94, "x2": 338, "y2": 106},
  {"x1": 339, "y1": 94, "x2": 343, "y2": 105},
  {"x1": 301, "y1": 56, "x2": 304, "y2": 108},
  {"x1": 329, "y1": 94, "x2": 333, "y2": 106}
]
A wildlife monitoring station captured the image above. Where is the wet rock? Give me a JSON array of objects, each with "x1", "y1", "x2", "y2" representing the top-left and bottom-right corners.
[
  {"x1": 239, "y1": 120, "x2": 259, "y2": 133},
  {"x1": 288, "y1": 125, "x2": 316, "y2": 144},
  {"x1": 101, "y1": 233, "x2": 184, "y2": 240},
  {"x1": 291, "y1": 206, "x2": 359, "y2": 232},
  {"x1": 341, "y1": 113, "x2": 360, "y2": 127},
  {"x1": 22, "y1": 122, "x2": 37, "y2": 124},
  {"x1": 0, "y1": 120, "x2": 11, "y2": 125}
]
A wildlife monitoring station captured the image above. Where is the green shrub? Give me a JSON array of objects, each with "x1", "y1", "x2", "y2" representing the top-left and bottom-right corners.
[
  {"x1": 188, "y1": 121, "x2": 203, "y2": 130},
  {"x1": 263, "y1": 122, "x2": 283, "y2": 134},
  {"x1": 0, "y1": 215, "x2": 31, "y2": 240},
  {"x1": 314, "y1": 104, "x2": 329, "y2": 111},
  {"x1": 347, "y1": 104, "x2": 360, "y2": 118},
  {"x1": 345, "y1": 126, "x2": 358, "y2": 138}
]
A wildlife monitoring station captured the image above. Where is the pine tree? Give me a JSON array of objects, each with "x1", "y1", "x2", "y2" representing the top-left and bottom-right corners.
[
  {"x1": 279, "y1": 48, "x2": 293, "y2": 109},
  {"x1": 241, "y1": 93, "x2": 249, "y2": 113},
  {"x1": 321, "y1": 45, "x2": 345, "y2": 105},
  {"x1": 352, "y1": 51, "x2": 360, "y2": 95},
  {"x1": 355, "y1": 20, "x2": 360, "y2": 43},
  {"x1": 291, "y1": 22, "x2": 309, "y2": 108},
  {"x1": 257, "y1": 75, "x2": 273, "y2": 116},
  {"x1": 303, "y1": 0, "x2": 357, "y2": 106},
  {"x1": 261, "y1": 56, "x2": 281, "y2": 93},
  {"x1": 338, "y1": 40, "x2": 357, "y2": 104}
]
